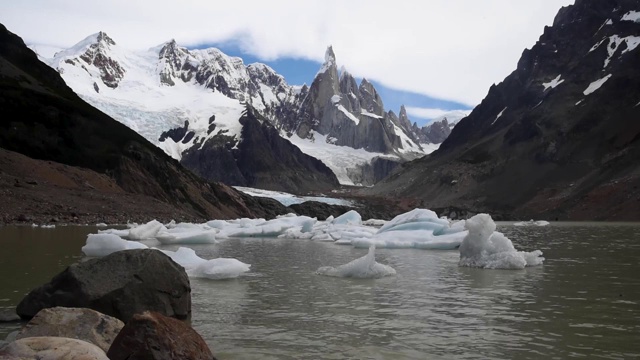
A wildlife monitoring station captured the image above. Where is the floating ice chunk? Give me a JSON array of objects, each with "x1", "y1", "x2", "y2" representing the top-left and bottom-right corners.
[
  {"x1": 98, "y1": 228, "x2": 130, "y2": 237},
  {"x1": 316, "y1": 246, "x2": 396, "y2": 278},
  {"x1": 158, "y1": 247, "x2": 251, "y2": 280},
  {"x1": 31, "y1": 223, "x2": 38, "y2": 228},
  {"x1": 95, "y1": 223, "x2": 108, "y2": 227},
  {"x1": 41, "y1": 224, "x2": 56, "y2": 229},
  {"x1": 377, "y1": 209, "x2": 448, "y2": 234},
  {"x1": 82, "y1": 233, "x2": 148, "y2": 257},
  {"x1": 362, "y1": 219, "x2": 386, "y2": 227},
  {"x1": 514, "y1": 220, "x2": 550, "y2": 227},
  {"x1": 352, "y1": 209, "x2": 466, "y2": 249},
  {"x1": 459, "y1": 214, "x2": 544, "y2": 270},
  {"x1": 332, "y1": 210, "x2": 362, "y2": 225},
  {"x1": 187, "y1": 258, "x2": 251, "y2": 280},
  {"x1": 218, "y1": 215, "x2": 317, "y2": 238},
  {"x1": 206, "y1": 220, "x2": 231, "y2": 229},
  {"x1": 127, "y1": 220, "x2": 166, "y2": 240},
  {"x1": 155, "y1": 229, "x2": 217, "y2": 244}
]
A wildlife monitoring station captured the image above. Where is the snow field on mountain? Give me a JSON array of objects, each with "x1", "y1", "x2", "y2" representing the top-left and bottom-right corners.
[
  {"x1": 233, "y1": 186, "x2": 353, "y2": 206},
  {"x1": 81, "y1": 208, "x2": 544, "y2": 281},
  {"x1": 46, "y1": 35, "x2": 252, "y2": 160},
  {"x1": 288, "y1": 131, "x2": 394, "y2": 185}
]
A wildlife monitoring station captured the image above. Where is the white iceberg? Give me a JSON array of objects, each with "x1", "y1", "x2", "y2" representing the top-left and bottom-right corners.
[
  {"x1": 332, "y1": 210, "x2": 362, "y2": 225},
  {"x1": 158, "y1": 247, "x2": 251, "y2": 280},
  {"x1": 155, "y1": 228, "x2": 218, "y2": 245},
  {"x1": 316, "y1": 245, "x2": 396, "y2": 278},
  {"x1": 459, "y1": 214, "x2": 544, "y2": 270},
  {"x1": 126, "y1": 220, "x2": 166, "y2": 240},
  {"x1": 81, "y1": 233, "x2": 148, "y2": 257},
  {"x1": 514, "y1": 220, "x2": 550, "y2": 227},
  {"x1": 351, "y1": 209, "x2": 467, "y2": 249}
]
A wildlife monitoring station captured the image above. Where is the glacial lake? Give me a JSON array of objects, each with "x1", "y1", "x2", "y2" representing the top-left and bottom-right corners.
[{"x1": 1, "y1": 223, "x2": 640, "y2": 359}]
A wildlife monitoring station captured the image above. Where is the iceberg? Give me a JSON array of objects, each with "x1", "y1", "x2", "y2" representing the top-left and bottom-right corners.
[
  {"x1": 155, "y1": 228, "x2": 218, "y2": 245},
  {"x1": 459, "y1": 214, "x2": 544, "y2": 270},
  {"x1": 126, "y1": 220, "x2": 166, "y2": 240},
  {"x1": 158, "y1": 247, "x2": 251, "y2": 280},
  {"x1": 316, "y1": 246, "x2": 396, "y2": 278},
  {"x1": 332, "y1": 210, "x2": 362, "y2": 225},
  {"x1": 81, "y1": 233, "x2": 148, "y2": 257},
  {"x1": 514, "y1": 220, "x2": 550, "y2": 227},
  {"x1": 351, "y1": 209, "x2": 467, "y2": 249}
]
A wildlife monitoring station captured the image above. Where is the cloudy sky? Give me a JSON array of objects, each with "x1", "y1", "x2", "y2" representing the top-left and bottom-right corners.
[{"x1": 0, "y1": 0, "x2": 573, "y2": 123}]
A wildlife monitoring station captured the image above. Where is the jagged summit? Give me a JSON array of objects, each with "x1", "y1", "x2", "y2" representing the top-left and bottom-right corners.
[
  {"x1": 325, "y1": 45, "x2": 336, "y2": 64},
  {"x1": 95, "y1": 31, "x2": 115, "y2": 46}
]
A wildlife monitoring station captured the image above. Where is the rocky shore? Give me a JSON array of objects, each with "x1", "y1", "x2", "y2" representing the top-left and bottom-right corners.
[{"x1": 0, "y1": 249, "x2": 218, "y2": 359}]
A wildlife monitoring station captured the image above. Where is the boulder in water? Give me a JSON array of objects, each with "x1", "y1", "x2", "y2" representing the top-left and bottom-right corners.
[
  {"x1": 0, "y1": 336, "x2": 108, "y2": 359},
  {"x1": 107, "y1": 311, "x2": 216, "y2": 360},
  {"x1": 16, "y1": 249, "x2": 191, "y2": 323},
  {"x1": 16, "y1": 307, "x2": 124, "y2": 353}
]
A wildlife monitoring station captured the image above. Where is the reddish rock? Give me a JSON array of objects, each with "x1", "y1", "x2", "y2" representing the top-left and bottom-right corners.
[{"x1": 107, "y1": 311, "x2": 215, "y2": 360}]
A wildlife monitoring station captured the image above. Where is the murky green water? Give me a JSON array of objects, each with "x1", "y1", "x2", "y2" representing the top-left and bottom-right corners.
[{"x1": 1, "y1": 223, "x2": 639, "y2": 359}]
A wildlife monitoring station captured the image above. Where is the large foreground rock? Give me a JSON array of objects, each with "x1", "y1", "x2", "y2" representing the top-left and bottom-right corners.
[
  {"x1": 16, "y1": 249, "x2": 191, "y2": 323},
  {"x1": 0, "y1": 337, "x2": 108, "y2": 359},
  {"x1": 16, "y1": 307, "x2": 124, "y2": 353},
  {"x1": 107, "y1": 311, "x2": 216, "y2": 360}
]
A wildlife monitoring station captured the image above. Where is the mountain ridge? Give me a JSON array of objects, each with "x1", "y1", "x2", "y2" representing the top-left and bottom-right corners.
[
  {"x1": 38, "y1": 35, "x2": 456, "y2": 188},
  {"x1": 367, "y1": 0, "x2": 640, "y2": 221}
]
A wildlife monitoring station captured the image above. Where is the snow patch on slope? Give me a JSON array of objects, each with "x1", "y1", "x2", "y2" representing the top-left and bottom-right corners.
[
  {"x1": 621, "y1": 10, "x2": 640, "y2": 22},
  {"x1": 543, "y1": 75, "x2": 564, "y2": 90},
  {"x1": 583, "y1": 74, "x2": 612, "y2": 95},
  {"x1": 491, "y1": 107, "x2": 507, "y2": 126}
]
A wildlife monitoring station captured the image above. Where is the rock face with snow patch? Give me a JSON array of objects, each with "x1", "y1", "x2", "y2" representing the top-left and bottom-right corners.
[
  {"x1": 370, "y1": 0, "x2": 640, "y2": 221},
  {"x1": 179, "y1": 106, "x2": 339, "y2": 193},
  {"x1": 293, "y1": 47, "x2": 425, "y2": 157}
]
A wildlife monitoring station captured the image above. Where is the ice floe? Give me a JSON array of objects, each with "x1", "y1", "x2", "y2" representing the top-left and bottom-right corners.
[
  {"x1": 81, "y1": 234, "x2": 249, "y2": 279},
  {"x1": 459, "y1": 214, "x2": 544, "y2": 270},
  {"x1": 514, "y1": 220, "x2": 550, "y2": 227},
  {"x1": 352, "y1": 209, "x2": 467, "y2": 250},
  {"x1": 82, "y1": 233, "x2": 149, "y2": 257},
  {"x1": 316, "y1": 245, "x2": 396, "y2": 278},
  {"x1": 157, "y1": 247, "x2": 251, "y2": 280}
]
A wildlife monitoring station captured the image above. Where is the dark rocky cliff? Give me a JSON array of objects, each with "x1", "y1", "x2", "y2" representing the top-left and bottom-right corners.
[
  {"x1": 179, "y1": 106, "x2": 340, "y2": 194},
  {"x1": 369, "y1": 0, "x2": 640, "y2": 220}
]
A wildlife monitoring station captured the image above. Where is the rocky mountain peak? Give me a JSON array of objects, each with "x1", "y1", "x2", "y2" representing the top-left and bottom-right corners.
[
  {"x1": 157, "y1": 39, "x2": 193, "y2": 86},
  {"x1": 324, "y1": 45, "x2": 336, "y2": 65},
  {"x1": 73, "y1": 32, "x2": 124, "y2": 89},
  {"x1": 96, "y1": 31, "x2": 116, "y2": 46},
  {"x1": 398, "y1": 105, "x2": 412, "y2": 130},
  {"x1": 358, "y1": 78, "x2": 384, "y2": 116}
]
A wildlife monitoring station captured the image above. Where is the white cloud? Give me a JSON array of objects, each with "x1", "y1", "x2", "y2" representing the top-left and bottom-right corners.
[
  {"x1": 0, "y1": 0, "x2": 573, "y2": 106},
  {"x1": 405, "y1": 107, "x2": 468, "y2": 120}
]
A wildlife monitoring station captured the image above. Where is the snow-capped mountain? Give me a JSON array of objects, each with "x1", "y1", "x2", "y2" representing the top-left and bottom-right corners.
[
  {"x1": 412, "y1": 109, "x2": 471, "y2": 146},
  {"x1": 38, "y1": 33, "x2": 445, "y2": 188},
  {"x1": 370, "y1": 0, "x2": 640, "y2": 221}
]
